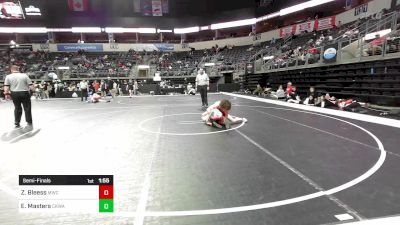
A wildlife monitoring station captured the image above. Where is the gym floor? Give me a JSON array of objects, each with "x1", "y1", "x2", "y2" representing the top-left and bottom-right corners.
[{"x1": 0, "y1": 93, "x2": 399, "y2": 225}]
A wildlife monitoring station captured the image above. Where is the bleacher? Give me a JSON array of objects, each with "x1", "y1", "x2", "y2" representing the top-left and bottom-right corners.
[{"x1": 247, "y1": 58, "x2": 400, "y2": 106}]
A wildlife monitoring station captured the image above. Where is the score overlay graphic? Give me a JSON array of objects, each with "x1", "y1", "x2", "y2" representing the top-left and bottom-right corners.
[{"x1": 18, "y1": 175, "x2": 114, "y2": 213}]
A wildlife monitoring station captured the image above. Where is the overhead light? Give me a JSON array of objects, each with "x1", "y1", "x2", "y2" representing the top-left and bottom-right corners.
[
  {"x1": 263, "y1": 56, "x2": 275, "y2": 60},
  {"x1": 10, "y1": 40, "x2": 16, "y2": 45},
  {"x1": 200, "y1": 26, "x2": 209, "y2": 31},
  {"x1": 204, "y1": 63, "x2": 215, "y2": 67},
  {"x1": 138, "y1": 28, "x2": 156, "y2": 34},
  {"x1": 0, "y1": 27, "x2": 47, "y2": 33},
  {"x1": 257, "y1": 12, "x2": 280, "y2": 22},
  {"x1": 280, "y1": 0, "x2": 335, "y2": 16},
  {"x1": 57, "y1": 66, "x2": 70, "y2": 70},
  {"x1": 280, "y1": 3, "x2": 308, "y2": 16},
  {"x1": 71, "y1": 27, "x2": 101, "y2": 33},
  {"x1": 105, "y1": 27, "x2": 137, "y2": 33},
  {"x1": 138, "y1": 65, "x2": 150, "y2": 69},
  {"x1": 211, "y1": 18, "x2": 256, "y2": 30},
  {"x1": 157, "y1": 29, "x2": 173, "y2": 33},
  {"x1": 47, "y1": 28, "x2": 73, "y2": 32},
  {"x1": 365, "y1": 29, "x2": 391, "y2": 41},
  {"x1": 105, "y1": 27, "x2": 156, "y2": 33},
  {"x1": 174, "y1": 26, "x2": 200, "y2": 34},
  {"x1": 303, "y1": 0, "x2": 335, "y2": 8}
]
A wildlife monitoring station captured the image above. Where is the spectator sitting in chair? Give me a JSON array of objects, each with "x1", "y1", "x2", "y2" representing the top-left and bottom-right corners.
[
  {"x1": 369, "y1": 34, "x2": 385, "y2": 55},
  {"x1": 262, "y1": 86, "x2": 272, "y2": 97},
  {"x1": 316, "y1": 93, "x2": 338, "y2": 109},
  {"x1": 253, "y1": 84, "x2": 263, "y2": 96},
  {"x1": 304, "y1": 86, "x2": 317, "y2": 105},
  {"x1": 287, "y1": 86, "x2": 301, "y2": 104},
  {"x1": 272, "y1": 85, "x2": 286, "y2": 99},
  {"x1": 187, "y1": 83, "x2": 196, "y2": 95}
]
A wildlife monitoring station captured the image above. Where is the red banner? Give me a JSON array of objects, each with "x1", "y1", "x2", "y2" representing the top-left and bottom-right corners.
[
  {"x1": 297, "y1": 21, "x2": 314, "y2": 34},
  {"x1": 68, "y1": 0, "x2": 89, "y2": 12},
  {"x1": 280, "y1": 25, "x2": 296, "y2": 38},
  {"x1": 315, "y1": 16, "x2": 336, "y2": 31}
]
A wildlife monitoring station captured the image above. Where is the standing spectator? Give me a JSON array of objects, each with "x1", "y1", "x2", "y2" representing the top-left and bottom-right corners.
[
  {"x1": 196, "y1": 68, "x2": 210, "y2": 107},
  {"x1": 134, "y1": 80, "x2": 139, "y2": 96},
  {"x1": 112, "y1": 80, "x2": 118, "y2": 98},
  {"x1": 127, "y1": 80, "x2": 134, "y2": 98},
  {"x1": 79, "y1": 79, "x2": 88, "y2": 102},
  {"x1": 100, "y1": 80, "x2": 106, "y2": 97},
  {"x1": 43, "y1": 82, "x2": 49, "y2": 99},
  {"x1": 3, "y1": 65, "x2": 34, "y2": 128},
  {"x1": 93, "y1": 80, "x2": 100, "y2": 93},
  {"x1": 54, "y1": 82, "x2": 59, "y2": 96},
  {"x1": 48, "y1": 82, "x2": 53, "y2": 98},
  {"x1": 106, "y1": 77, "x2": 114, "y2": 98}
]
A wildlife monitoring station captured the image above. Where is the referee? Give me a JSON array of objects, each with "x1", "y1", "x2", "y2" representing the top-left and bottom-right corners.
[
  {"x1": 196, "y1": 68, "x2": 210, "y2": 107},
  {"x1": 3, "y1": 65, "x2": 34, "y2": 128}
]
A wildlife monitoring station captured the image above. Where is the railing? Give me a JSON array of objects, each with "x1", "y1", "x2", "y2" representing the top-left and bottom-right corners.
[
  {"x1": 334, "y1": 11, "x2": 398, "y2": 49},
  {"x1": 258, "y1": 28, "x2": 400, "y2": 74},
  {"x1": 258, "y1": 11, "x2": 400, "y2": 73}
]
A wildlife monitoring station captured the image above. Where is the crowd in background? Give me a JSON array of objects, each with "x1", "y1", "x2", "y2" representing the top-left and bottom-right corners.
[{"x1": 251, "y1": 81, "x2": 365, "y2": 112}]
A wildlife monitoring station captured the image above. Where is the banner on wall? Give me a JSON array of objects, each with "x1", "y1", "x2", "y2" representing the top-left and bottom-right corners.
[
  {"x1": 141, "y1": 0, "x2": 152, "y2": 16},
  {"x1": 297, "y1": 21, "x2": 314, "y2": 34},
  {"x1": 354, "y1": 3, "x2": 368, "y2": 16},
  {"x1": 280, "y1": 25, "x2": 296, "y2": 38},
  {"x1": 57, "y1": 44, "x2": 103, "y2": 52},
  {"x1": 152, "y1": 0, "x2": 162, "y2": 16},
  {"x1": 315, "y1": 16, "x2": 336, "y2": 31},
  {"x1": 154, "y1": 44, "x2": 174, "y2": 51}
]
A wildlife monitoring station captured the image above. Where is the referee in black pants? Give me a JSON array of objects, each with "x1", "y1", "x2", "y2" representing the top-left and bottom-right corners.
[
  {"x1": 196, "y1": 69, "x2": 210, "y2": 107},
  {"x1": 4, "y1": 65, "x2": 34, "y2": 129}
]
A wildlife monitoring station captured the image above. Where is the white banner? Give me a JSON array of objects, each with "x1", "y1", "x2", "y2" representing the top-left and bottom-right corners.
[{"x1": 152, "y1": 0, "x2": 162, "y2": 16}]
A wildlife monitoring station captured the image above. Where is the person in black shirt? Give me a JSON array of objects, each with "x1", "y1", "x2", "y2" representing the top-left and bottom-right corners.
[
  {"x1": 127, "y1": 80, "x2": 134, "y2": 98},
  {"x1": 304, "y1": 86, "x2": 316, "y2": 105}
]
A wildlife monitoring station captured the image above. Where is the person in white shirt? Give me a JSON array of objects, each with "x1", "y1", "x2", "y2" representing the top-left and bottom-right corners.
[
  {"x1": 133, "y1": 80, "x2": 139, "y2": 95},
  {"x1": 195, "y1": 69, "x2": 210, "y2": 107},
  {"x1": 79, "y1": 80, "x2": 88, "y2": 101},
  {"x1": 187, "y1": 83, "x2": 195, "y2": 95},
  {"x1": 272, "y1": 85, "x2": 286, "y2": 99},
  {"x1": 3, "y1": 65, "x2": 34, "y2": 128}
]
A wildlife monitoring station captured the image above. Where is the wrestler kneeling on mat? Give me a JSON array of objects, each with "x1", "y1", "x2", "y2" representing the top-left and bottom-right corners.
[
  {"x1": 90, "y1": 91, "x2": 111, "y2": 103},
  {"x1": 201, "y1": 99, "x2": 247, "y2": 129}
]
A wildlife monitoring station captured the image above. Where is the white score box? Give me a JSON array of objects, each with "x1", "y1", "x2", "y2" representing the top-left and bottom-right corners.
[
  {"x1": 19, "y1": 199, "x2": 99, "y2": 213},
  {"x1": 19, "y1": 186, "x2": 99, "y2": 200}
]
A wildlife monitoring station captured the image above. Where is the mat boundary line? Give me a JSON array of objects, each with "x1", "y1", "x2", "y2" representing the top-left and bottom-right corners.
[{"x1": 221, "y1": 92, "x2": 400, "y2": 129}]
